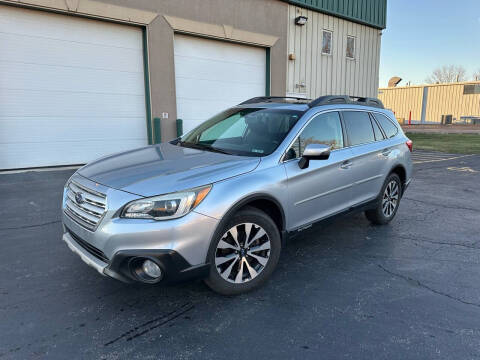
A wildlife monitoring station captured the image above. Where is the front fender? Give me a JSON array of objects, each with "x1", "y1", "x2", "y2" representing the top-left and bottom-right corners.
[{"x1": 194, "y1": 164, "x2": 288, "y2": 222}]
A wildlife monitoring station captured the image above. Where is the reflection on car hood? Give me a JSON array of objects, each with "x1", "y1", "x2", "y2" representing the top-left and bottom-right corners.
[{"x1": 78, "y1": 142, "x2": 260, "y2": 197}]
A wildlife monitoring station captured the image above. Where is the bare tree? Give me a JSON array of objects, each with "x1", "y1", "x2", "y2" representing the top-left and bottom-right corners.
[
  {"x1": 474, "y1": 69, "x2": 480, "y2": 81},
  {"x1": 425, "y1": 65, "x2": 467, "y2": 84}
]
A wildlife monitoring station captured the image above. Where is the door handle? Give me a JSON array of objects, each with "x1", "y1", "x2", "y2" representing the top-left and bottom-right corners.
[
  {"x1": 340, "y1": 160, "x2": 352, "y2": 169},
  {"x1": 382, "y1": 149, "x2": 392, "y2": 156}
]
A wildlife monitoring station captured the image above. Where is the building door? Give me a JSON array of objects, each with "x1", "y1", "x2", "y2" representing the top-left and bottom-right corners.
[
  {"x1": 0, "y1": 5, "x2": 148, "y2": 169},
  {"x1": 174, "y1": 34, "x2": 267, "y2": 134}
]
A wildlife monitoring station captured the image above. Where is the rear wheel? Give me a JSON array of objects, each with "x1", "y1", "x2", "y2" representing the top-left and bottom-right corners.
[
  {"x1": 365, "y1": 173, "x2": 402, "y2": 225},
  {"x1": 204, "y1": 207, "x2": 281, "y2": 295}
]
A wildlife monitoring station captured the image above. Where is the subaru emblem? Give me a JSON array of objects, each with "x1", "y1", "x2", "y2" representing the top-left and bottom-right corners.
[{"x1": 75, "y1": 192, "x2": 85, "y2": 204}]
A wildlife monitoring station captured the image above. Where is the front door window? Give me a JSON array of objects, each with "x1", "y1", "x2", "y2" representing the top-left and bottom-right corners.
[{"x1": 286, "y1": 111, "x2": 344, "y2": 160}]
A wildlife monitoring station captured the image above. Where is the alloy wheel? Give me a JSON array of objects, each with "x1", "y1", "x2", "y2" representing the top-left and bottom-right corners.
[
  {"x1": 382, "y1": 180, "x2": 399, "y2": 217},
  {"x1": 214, "y1": 223, "x2": 271, "y2": 284}
]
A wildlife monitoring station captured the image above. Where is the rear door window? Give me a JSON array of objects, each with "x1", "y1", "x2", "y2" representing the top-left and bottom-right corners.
[
  {"x1": 342, "y1": 111, "x2": 375, "y2": 146},
  {"x1": 374, "y1": 113, "x2": 399, "y2": 138}
]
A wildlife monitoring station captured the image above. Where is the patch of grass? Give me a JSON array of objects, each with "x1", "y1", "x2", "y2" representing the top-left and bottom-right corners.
[{"x1": 405, "y1": 133, "x2": 480, "y2": 154}]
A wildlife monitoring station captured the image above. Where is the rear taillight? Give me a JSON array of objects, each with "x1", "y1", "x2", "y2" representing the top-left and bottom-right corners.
[{"x1": 406, "y1": 139, "x2": 413, "y2": 152}]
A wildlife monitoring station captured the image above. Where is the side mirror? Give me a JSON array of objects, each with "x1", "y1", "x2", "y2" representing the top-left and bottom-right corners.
[{"x1": 298, "y1": 144, "x2": 331, "y2": 169}]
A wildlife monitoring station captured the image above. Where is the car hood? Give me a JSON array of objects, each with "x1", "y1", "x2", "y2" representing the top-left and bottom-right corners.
[{"x1": 78, "y1": 142, "x2": 260, "y2": 197}]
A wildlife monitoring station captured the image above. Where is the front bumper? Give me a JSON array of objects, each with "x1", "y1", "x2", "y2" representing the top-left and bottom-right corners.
[
  {"x1": 63, "y1": 230, "x2": 107, "y2": 276},
  {"x1": 63, "y1": 230, "x2": 210, "y2": 283},
  {"x1": 61, "y1": 174, "x2": 218, "y2": 284}
]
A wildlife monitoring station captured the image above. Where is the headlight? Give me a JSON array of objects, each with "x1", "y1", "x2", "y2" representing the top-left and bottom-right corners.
[{"x1": 121, "y1": 185, "x2": 211, "y2": 220}]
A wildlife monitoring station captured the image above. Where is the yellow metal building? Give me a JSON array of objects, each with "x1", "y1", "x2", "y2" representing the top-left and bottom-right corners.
[{"x1": 378, "y1": 81, "x2": 480, "y2": 124}]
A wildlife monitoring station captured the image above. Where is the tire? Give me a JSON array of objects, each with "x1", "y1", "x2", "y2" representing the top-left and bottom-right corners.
[
  {"x1": 204, "y1": 206, "x2": 281, "y2": 295},
  {"x1": 365, "y1": 173, "x2": 402, "y2": 225}
]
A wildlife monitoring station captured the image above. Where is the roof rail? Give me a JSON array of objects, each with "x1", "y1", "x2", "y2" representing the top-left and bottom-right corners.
[
  {"x1": 239, "y1": 96, "x2": 311, "y2": 105},
  {"x1": 308, "y1": 95, "x2": 384, "y2": 109}
]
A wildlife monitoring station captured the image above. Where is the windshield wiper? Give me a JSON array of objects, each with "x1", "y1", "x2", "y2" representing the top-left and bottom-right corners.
[
  {"x1": 203, "y1": 145, "x2": 233, "y2": 155},
  {"x1": 178, "y1": 141, "x2": 233, "y2": 155}
]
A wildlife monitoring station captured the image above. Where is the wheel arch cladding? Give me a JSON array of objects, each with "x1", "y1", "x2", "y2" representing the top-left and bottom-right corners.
[
  {"x1": 390, "y1": 165, "x2": 406, "y2": 188},
  {"x1": 390, "y1": 165, "x2": 407, "y2": 186},
  {"x1": 210, "y1": 194, "x2": 286, "y2": 257},
  {"x1": 238, "y1": 198, "x2": 284, "y2": 234}
]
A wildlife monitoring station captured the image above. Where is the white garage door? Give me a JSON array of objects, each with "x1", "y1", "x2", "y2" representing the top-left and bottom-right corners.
[
  {"x1": 174, "y1": 34, "x2": 266, "y2": 134},
  {"x1": 0, "y1": 5, "x2": 148, "y2": 169}
]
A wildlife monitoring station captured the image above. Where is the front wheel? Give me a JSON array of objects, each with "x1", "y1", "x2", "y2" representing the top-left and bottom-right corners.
[
  {"x1": 365, "y1": 173, "x2": 402, "y2": 225},
  {"x1": 204, "y1": 207, "x2": 281, "y2": 295}
]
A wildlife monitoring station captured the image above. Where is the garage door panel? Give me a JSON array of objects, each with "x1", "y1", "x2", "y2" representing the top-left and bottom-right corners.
[
  {"x1": 174, "y1": 35, "x2": 266, "y2": 133},
  {"x1": 0, "y1": 62, "x2": 145, "y2": 95},
  {"x1": 0, "y1": 116, "x2": 147, "y2": 143},
  {"x1": 174, "y1": 36, "x2": 265, "y2": 64},
  {"x1": 1, "y1": 139, "x2": 146, "y2": 169},
  {"x1": 175, "y1": 78, "x2": 264, "y2": 101},
  {"x1": 174, "y1": 56, "x2": 265, "y2": 83},
  {"x1": 0, "y1": 6, "x2": 142, "y2": 49},
  {"x1": 182, "y1": 119, "x2": 206, "y2": 134},
  {"x1": 1, "y1": 90, "x2": 145, "y2": 117},
  {"x1": 177, "y1": 98, "x2": 238, "y2": 120},
  {"x1": 0, "y1": 5, "x2": 147, "y2": 169},
  {"x1": 0, "y1": 33, "x2": 144, "y2": 73}
]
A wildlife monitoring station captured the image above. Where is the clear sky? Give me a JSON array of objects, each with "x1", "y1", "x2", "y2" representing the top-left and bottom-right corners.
[{"x1": 379, "y1": 0, "x2": 480, "y2": 87}]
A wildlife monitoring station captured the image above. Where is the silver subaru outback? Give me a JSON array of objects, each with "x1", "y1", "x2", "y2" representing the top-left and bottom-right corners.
[{"x1": 62, "y1": 95, "x2": 413, "y2": 295}]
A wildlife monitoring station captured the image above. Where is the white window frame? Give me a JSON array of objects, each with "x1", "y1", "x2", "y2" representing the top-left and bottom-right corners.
[
  {"x1": 346, "y1": 35, "x2": 356, "y2": 59},
  {"x1": 321, "y1": 30, "x2": 333, "y2": 55}
]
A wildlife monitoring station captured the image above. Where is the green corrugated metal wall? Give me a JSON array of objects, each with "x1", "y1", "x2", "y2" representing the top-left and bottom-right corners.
[{"x1": 283, "y1": 0, "x2": 387, "y2": 29}]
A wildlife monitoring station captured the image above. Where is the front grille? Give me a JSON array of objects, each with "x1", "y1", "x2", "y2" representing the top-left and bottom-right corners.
[
  {"x1": 67, "y1": 227, "x2": 109, "y2": 263},
  {"x1": 64, "y1": 179, "x2": 107, "y2": 231}
]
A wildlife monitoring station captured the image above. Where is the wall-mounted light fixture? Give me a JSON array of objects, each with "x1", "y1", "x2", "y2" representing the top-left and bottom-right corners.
[{"x1": 295, "y1": 16, "x2": 308, "y2": 26}]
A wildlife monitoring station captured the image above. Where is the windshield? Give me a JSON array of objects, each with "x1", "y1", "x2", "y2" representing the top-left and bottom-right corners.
[{"x1": 177, "y1": 108, "x2": 303, "y2": 157}]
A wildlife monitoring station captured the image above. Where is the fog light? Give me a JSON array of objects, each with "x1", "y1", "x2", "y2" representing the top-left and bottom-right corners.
[{"x1": 142, "y1": 260, "x2": 162, "y2": 279}]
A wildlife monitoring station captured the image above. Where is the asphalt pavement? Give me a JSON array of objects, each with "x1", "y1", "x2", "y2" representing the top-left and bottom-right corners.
[{"x1": 1, "y1": 152, "x2": 479, "y2": 359}]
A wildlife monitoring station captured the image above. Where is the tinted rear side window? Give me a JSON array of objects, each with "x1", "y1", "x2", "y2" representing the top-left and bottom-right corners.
[
  {"x1": 343, "y1": 111, "x2": 375, "y2": 146},
  {"x1": 370, "y1": 115, "x2": 385, "y2": 141},
  {"x1": 374, "y1": 113, "x2": 398, "y2": 138}
]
